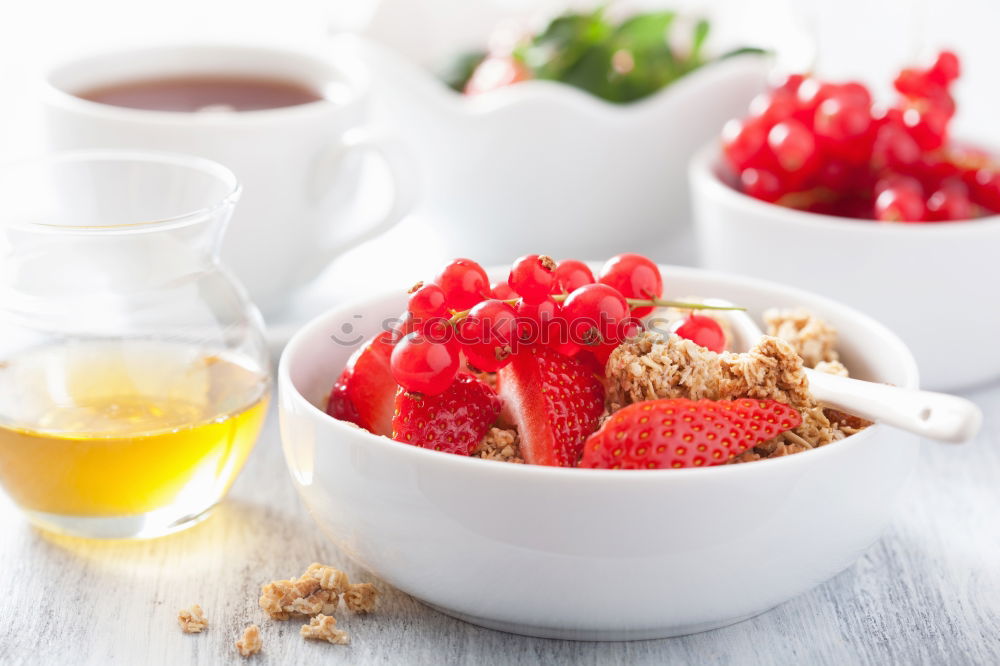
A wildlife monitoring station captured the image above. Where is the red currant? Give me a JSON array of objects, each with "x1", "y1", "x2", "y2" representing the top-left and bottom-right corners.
[
  {"x1": 722, "y1": 117, "x2": 770, "y2": 170},
  {"x1": 901, "y1": 105, "x2": 949, "y2": 151},
  {"x1": 872, "y1": 120, "x2": 921, "y2": 171},
  {"x1": 672, "y1": 315, "x2": 726, "y2": 353},
  {"x1": 968, "y1": 168, "x2": 1000, "y2": 212},
  {"x1": 516, "y1": 297, "x2": 559, "y2": 346},
  {"x1": 549, "y1": 338, "x2": 581, "y2": 357},
  {"x1": 552, "y1": 259, "x2": 594, "y2": 294},
  {"x1": 390, "y1": 310, "x2": 419, "y2": 342},
  {"x1": 740, "y1": 168, "x2": 784, "y2": 202},
  {"x1": 875, "y1": 174, "x2": 922, "y2": 198},
  {"x1": 456, "y1": 299, "x2": 518, "y2": 372},
  {"x1": 390, "y1": 331, "x2": 461, "y2": 395},
  {"x1": 408, "y1": 282, "x2": 449, "y2": 319},
  {"x1": 436, "y1": 258, "x2": 490, "y2": 310},
  {"x1": 773, "y1": 73, "x2": 806, "y2": 95},
  {"x1": 814, "y1": 97, "x2": 872, "y2": 162},
  {"x1": 768, "y1": 119, "x2": 817, "y2": 173},
  {"x1": 832, "y1": 82, "x2": 873, "y2": 109},
  {"x1": 796, "y1": 79, "x2": 836, "y2": 116},
  {"x1": 929, "y1": 50, "x2": 960, "y2": 85},
  {"x1": 561, "y1": 283, "x2": 630, "y2": 346},
  {"x1": 491, "y1": 279, "x2": 518, "y2": 300},
  {"x1": 748, "y1": 89, "x2": 797, "y2": 126},
  {"x1": 893, "y1": 67, "x2": 936, "y2": 99},
  {"x1": 814, "y1": 160, "x2": 852, "y2": 190},
  {"x1": 875, "y1": 181, "x2": 926, "y2": 222},
  {"x1": 597, "y1": 253, "x2": 662, "y2": 317},
  {"x1": 589, "y1": 341, "x2": 620, "y2": 366},
  {"x1": 720, "y1": 52, "x2": 972, "y2": 222},
  {"x1": 926, "y1": 180, "x2": 973, "y2": 221},
  {"x1": 508, "y1": 254, "x2": 556, "y2": 304}
]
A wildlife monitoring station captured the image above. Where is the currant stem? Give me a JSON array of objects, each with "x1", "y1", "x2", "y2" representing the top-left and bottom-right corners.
[
  {"x1": 448, "y1": 295, "x2": 744, "y2": 322},
  {"x1": 622, "y1": 297, "x2": 747, "y2": 312}
]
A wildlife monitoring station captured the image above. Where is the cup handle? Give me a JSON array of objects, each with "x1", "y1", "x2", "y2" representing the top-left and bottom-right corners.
[{"x1": 298, "y1": 127, "x2": 418, "y2": 284}]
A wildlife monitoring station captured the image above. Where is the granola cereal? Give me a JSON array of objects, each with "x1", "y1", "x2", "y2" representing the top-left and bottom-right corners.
[
  {"x1": 300, "y1": 614, "x2": 350, "y2": 645},
  {"x1": 259, "y1": 574, "x2": 334, "y2": 620},
  {"x1": 177, "y1": 605, "x2": 208, "y2": 633},
  {"x1": 764, "y1": 308, "x2": 839, "y2": 368},
  {"x1": 235, "y1": 624, "x2": 262, "y2": 657},
  {"x1": 260, "y1": 564, "x2": 362, "y2": 620},
  {"x1": 304, "y1": 563, "x2": 350, "y2": 595},
  {"x1": 472, "y1": 427, "x2": 524, "y2": 463},
  {"x1": 606, "y1": 331, "x2": 856, "y2": 461},
  {"x1": 605, "y1": 331, "x2": 723, "y2": 409},
  {"x1": 825, "y1": 408, "x2": 872, "y2": 435},
  {"x1": 343, "y1": 583, "x2": 378, "y2": 614}
]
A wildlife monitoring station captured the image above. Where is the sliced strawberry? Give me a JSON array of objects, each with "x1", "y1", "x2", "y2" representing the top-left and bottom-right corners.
[
  {"x1": 580, "y1": 398, "x2": 803, "y2": 470},
  {"x1": 496, "y1": 345, "x2": 605, "y2": 467},
  {"x1": 392, "y1": 373, "x2": 502, "y2": 455},
  {"x1": 326, "y1": 331, "x2": 397, "y2": 436}
]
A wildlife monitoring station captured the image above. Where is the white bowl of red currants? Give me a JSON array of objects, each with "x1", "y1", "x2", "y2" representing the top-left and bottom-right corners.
[
  {"x1": 691, "y1": 51, "x2": 1000, "y2": 390},
  {"x1": 278, "y1": 252, "x2": 920, "y2": 640}
]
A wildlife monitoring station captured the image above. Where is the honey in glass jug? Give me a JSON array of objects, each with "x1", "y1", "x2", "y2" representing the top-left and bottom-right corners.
[{"x1": 0, "y1": 151, "x2": 270, "y2": 538}]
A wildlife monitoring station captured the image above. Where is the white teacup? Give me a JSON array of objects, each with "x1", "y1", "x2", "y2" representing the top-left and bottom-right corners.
[{"x1": 42, "y1": 43, "x2": 416, "y2": 316}]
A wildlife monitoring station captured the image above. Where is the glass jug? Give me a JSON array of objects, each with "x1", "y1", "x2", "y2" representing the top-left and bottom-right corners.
[{"x1": 0, "y1": 151, "x2": 270, "y2": 539}]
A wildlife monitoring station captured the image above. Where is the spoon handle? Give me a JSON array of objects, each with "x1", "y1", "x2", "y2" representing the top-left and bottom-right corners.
[
  {"x1": 699, "y1": 298, "x2": 982, "y2": 443},
  {"x1": 804, "y1": 369, "x2": 982, "y2": 443}
]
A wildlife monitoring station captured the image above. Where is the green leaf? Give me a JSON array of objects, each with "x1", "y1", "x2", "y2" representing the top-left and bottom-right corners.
[
  {"x1": 518, "y1": 9, "x2": 612, "y2": 81},
  {"x1": 444, "y1": 9, "x2": 764, "y2": 104},
  {"x1": 719, "y1": 46, "x2": 770, "y2": 60},
  {"x1": 614, "y1": 11, "x2": 675, "y2": 49},
  {"x1": 690, "y1": 19, "x2": 710, "y2": 62}
]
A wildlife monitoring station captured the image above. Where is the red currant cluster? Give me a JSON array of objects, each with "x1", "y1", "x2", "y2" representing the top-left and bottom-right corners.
[
  {"x1": 722, "y1": 51, "x2": 999, "y2": 222},
  {"x1": 389, "y1": 254, "x2": 728, "y2": 395}
]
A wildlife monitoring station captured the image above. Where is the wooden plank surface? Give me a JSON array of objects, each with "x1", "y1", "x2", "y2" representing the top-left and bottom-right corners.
[{"x1": 1, "y1": 379, "x2": 998, "y2": 666}]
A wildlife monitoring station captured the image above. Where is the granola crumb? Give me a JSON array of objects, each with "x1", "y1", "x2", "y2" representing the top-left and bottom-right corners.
[
  {"x1": 305, "y1": 563, "x2": 349, "y2": 595},
  {"x1": 300, "y1": 614, "x2": 350, "y2": 645},
  {"x1": 825, "y1": 408, "x2": 872, "y2": 435},
  {"x1": 235, "y1": 624, "x2": 262, "y2": 657},
  {"x1": 259, "y1": 564, "x2": 355, "y2": 620},
  {"x1": 472, "y1": 427, "x2": 524, "y2": 463},
  {"x1": 343, "y1": 583, "x2": 378, "y2": 614},
  {"x1": 764, "y1": 308, "x2": 839, "y2": 368},
  {"x1": 177, "y1": 604, "x2": 208, "y2": 633}
]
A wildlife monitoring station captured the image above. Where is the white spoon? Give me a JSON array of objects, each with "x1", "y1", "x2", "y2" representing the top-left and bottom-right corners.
[{"x1": 701, "y1": 299, "x2": 982, "y2": 444}]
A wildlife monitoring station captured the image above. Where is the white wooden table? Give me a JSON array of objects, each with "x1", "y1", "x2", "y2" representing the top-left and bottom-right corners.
[{"x1": 1, "y1": 231, "x2": 999, "y2": 664}]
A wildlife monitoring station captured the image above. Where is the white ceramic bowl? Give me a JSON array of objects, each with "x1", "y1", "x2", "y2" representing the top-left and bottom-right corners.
[
  {"x1": 690, "y1": 143, "x2": 1000, "y2": 391},
  {"x1": 278, "y1": 265, "x2": 919, "y2": 640},
  {"x1": 330, "y1": 31, "x2": 770, "y2": 265}
]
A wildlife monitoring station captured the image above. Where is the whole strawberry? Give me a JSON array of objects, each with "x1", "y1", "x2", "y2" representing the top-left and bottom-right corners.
[
  {"x1": 580, "y1": 398, "x2": 802, "y2": 469},
  {"x1": 392, "y1": 373, "x2": 501, "y2": 455}
]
